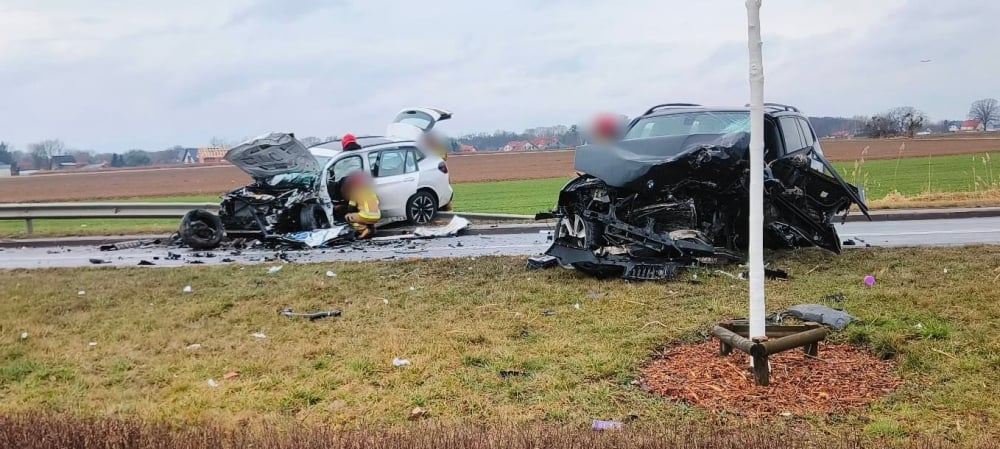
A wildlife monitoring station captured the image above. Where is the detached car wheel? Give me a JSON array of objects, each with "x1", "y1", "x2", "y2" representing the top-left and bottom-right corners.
[
  {"x1": 179, "y1": 209, "x2": 224, "y2": 250},
  {"x1": 298, "y1": 203, "x2": 329, "y2": 231},
  {"x1": 406, "y1": 190, "x2": 438, "y2": 225}
]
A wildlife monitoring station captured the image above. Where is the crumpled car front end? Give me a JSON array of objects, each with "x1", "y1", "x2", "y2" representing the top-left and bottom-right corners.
[
  {"x1": 179, "y1": 133, "x2": 332, "y2": 249},
  {"x1": 545, "y1": 131, "x2": 865, "y2": 280}
]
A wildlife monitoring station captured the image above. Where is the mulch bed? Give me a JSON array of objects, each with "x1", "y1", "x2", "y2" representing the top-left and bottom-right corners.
[{"x1": 639, "y1": 340, "x2": 900, "y2": 416}]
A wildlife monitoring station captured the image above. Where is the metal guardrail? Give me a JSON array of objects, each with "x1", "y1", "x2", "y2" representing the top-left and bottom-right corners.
[
  {"x1": 0, "y1": 203, "x2": 219, "y2": 235},
  {"x1": 0, "y1": 203, "x2": 536, "y2": 236}
]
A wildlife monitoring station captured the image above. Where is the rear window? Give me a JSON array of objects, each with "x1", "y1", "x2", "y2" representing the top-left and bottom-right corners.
[
  {"x1": 625, "y1": 112, "x2": 750, "y2": 139},
  {"x1": 393, "y1": 111, "x2": 435, "y2": 131}
]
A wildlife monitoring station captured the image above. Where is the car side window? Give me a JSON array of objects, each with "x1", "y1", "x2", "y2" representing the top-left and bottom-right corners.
[
  {"x1": 779, "y1": 117, "x2": 807, "y2": 152},
  {"x1": 797, "y1": 118, "x2": 816, "y2": 146},
  {"x1": 373, "y1": 149, "x2": 407, "y2": 177},
  {"x1": 330, "y1": 155, "x2": 362, "y2": 183}
]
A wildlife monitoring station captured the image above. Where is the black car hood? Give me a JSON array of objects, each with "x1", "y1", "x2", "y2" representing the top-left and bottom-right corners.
[{"x1": 575, "y1": 132, "x2": 750, "y2": 190}]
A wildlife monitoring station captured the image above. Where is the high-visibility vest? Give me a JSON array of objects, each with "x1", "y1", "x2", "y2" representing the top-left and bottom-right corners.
[{"x1": 348, "y1": 188, "x2": 381, "y2": 222}]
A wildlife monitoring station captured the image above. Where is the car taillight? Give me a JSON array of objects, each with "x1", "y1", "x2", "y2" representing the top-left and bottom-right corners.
[{"x1": 438, "y1": 161, "x2": 449, "y2": 174}]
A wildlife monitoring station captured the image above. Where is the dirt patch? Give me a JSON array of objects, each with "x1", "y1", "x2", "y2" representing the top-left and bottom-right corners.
[
  {"x1": 821, "y1": 137, "x2": 1000, "y2": 161},
  {"x1": 639, "y1": 340, "x2": 900, "y2": 417}
]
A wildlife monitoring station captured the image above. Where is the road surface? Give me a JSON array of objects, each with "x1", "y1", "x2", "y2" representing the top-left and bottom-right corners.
[{"x1": 0, "y1": 217, "x2": 997, "y2": 270}]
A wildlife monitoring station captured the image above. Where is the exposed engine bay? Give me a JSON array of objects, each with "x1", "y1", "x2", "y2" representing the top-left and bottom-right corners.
[{"x1": 544, "y1": 131, "x2": 869, "y2": 280}]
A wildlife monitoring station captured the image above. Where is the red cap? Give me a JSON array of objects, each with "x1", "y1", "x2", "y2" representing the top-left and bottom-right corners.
[
  {"x1": 341, "y1": 134, "x2": 358, "y2": 151},
  {"x1": 594, "y1": 114, "x2": 620, "y2": 139}
]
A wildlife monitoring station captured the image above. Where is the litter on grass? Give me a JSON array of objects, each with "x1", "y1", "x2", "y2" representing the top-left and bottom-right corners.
[
  {"x1": 392, "y1": 358, "x2": 412, "y2": 367},
  {"x1": 182, "y1": 286, "x2": 193, "y2": 294}
]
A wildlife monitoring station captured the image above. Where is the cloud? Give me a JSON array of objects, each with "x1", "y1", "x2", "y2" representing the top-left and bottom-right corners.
[{"x1": 0, "y1": 0, "x2": 996, "y2": 151}]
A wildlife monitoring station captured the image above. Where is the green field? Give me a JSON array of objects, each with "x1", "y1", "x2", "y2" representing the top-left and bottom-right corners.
[
  {"x1": 833, "y1": 152, "x2": 999, "y2": 199},
  {"x1": 0, "y1": 247, "x2": 998, "y2": 444},
  {"x1": 2, "y1": 152, "x2": 998, "y2": 239}
]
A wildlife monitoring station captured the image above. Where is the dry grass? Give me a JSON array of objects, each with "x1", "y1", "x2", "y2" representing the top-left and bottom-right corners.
[
  {"x1": 1, "y1": 248, "x2": 999, "y2": 444},
  {"x1": 1, "y1": 414, "x2": 993, "y2": 449},
  {"x1": 865, "y1": 190, "x2": 1000, "y2": 210}
]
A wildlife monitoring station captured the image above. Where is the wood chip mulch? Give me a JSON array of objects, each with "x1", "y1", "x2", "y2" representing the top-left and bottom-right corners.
[{"x1": 639, "y1": 340, "x2": 901, "y2": 416}]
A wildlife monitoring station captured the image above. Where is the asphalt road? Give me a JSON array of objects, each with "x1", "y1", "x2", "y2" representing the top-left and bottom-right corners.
[{"x1": 0, "y1": 217, "x2": 997, "y2": 270}]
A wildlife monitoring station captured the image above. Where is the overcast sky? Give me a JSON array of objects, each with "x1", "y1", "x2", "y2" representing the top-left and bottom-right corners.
[{"x1": 1, "y1": 0, "x2": 997, "y2": 151}]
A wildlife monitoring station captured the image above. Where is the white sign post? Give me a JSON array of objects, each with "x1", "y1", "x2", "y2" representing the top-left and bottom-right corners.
[{"x1": 746, "y1": 0, "x2": 766, "y2": 342}]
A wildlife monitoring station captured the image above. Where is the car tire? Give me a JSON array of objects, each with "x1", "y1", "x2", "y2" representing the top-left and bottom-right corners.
[
  {"x1": 179, "y1": 209, "x2": 224, "y2": 250},
  {"x1": 298, "y1": 203, "x2": 329, "y2": 231},
  {"x1": 406, "y1": 190, "x2": 438, "y2": 225}
]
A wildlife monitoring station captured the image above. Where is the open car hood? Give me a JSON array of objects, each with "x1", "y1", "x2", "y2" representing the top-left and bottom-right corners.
[{"x1": 225, "y1": 133, "x2": 320, "y2": 179}]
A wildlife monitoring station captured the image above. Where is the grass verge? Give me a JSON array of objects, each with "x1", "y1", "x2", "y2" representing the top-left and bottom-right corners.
[{"x1": 0, "y1": 247, "x2": 998, "y2": 443}]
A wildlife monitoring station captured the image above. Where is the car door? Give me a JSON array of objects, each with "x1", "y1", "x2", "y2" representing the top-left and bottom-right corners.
[
  {"x1": 368, "y1": 147, "x2": 419, "y2": 217},
  {"x1": 385, "y1": 107, "x2": 452, "y2": 140}
]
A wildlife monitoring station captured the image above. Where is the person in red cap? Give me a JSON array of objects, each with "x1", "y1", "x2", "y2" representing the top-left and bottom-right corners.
[
  {"x1": 341, "y1": 133, "x2": 361, "y2": 151},
  {"x1": 592, "y1": 113, "x2": 622, "y2": 144}
]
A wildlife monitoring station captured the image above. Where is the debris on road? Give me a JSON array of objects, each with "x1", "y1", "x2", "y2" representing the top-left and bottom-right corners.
[
  {"x1": 592, "y1": 420, "x2": 623, "y2": 431},
  {"x1": 639, "y1": 340, "x2": 900, "y2": 416},
  {"x1": 138, "y1": 260, "x2": 156, "y2": 266},
  {"x1": 783, "y1": 304, "x2": 856, "y2": 330},
  {"x1": 392, "y1": 358, "x2": 412, "y2": 367},
  {"x1": 279, "y1": 308, "x2": 341, "y2": 321},
  {"x1": 88, "y1": 258, "x2": 110, "y2": 265},
  {"x1": 279, "y1": 227, "x2": 351, "y2": 249},
  {"x1": 100, "y1": 239, "x2": 160, "y2": 251},
  {"x1": 412, "y1": 216, "x2": 470, "y2": 238}
]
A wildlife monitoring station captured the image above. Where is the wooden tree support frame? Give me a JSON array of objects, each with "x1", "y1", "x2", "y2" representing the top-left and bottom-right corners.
[{"x1": 712, "y1": 320, "x2": 829, "y2": 386}]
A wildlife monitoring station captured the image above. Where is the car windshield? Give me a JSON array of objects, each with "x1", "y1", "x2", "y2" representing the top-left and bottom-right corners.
[{"x1": 625, "y1": 111, "x2": 750, "y2": 140}]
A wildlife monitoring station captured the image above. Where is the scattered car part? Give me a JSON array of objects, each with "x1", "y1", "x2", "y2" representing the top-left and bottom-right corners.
[
  {"x1": 88, "y1": 258, "x2": 109, "y2": 265},
  {"x1": 592, "y1": 420, "x2": 624, "y2": 431},
  {"x1": 412, "y1": 215, "x2": 469, "y2": 237},
  {"x1": 100, "y1": 239, "x2": 161, "y2": 251},
  {"x1": 526, "y1": 255, "x2": 559, "y2": 270},
  {"x1": 783, "y1": 304, "x2": 855, "y2": 330},
  {"x1": 278, "y1": 308, "x2": 341, "y2": 321},
  {"x1": 543, "y1": 103, "x2": 869, "y2": 281},
  {"x1": 179, "y1": 209, "x2": 224, "y2": 250}
]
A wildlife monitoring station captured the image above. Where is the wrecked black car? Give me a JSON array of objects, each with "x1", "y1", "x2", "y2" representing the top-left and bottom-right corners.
[
  {"x1": 544, "y1": 103, "x2": 869, "y2": 280},
  {"x1": 180, "y1": 133, "x2": 336, "y2": 249}
]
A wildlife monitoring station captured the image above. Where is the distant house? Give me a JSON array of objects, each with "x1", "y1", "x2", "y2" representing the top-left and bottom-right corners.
[
  {"x1": 948, "y1": 124, "x2": 960, "y2": 132},
  {"x1": 829, "y1": 131, "x2": 851, "y2": 139},
  {"x1": 49, "y1": 155, "x2": 77, "y2": 170},
  {"x1": 198, "y1": 147, "x2": 230, "y2": 163},
  {"x1": 0, "y1": 164, "x2": 13, "y2": 177},
  {"x1": 500, "y1": 141, "x2": 536, "y2": 152},
  {"x1": 530, "y1": 137, "x2": 560, "y2": 150},
  {"x1": 960, "y1": 120, "x2": 984, "y2": 132},
  {"x1": 459, "y1": 144, "x2": 477, "y2": 153}
]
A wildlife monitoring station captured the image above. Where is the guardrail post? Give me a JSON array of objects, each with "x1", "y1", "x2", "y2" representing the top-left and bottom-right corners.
[{"x1": 26, "y1": 218, "x2": 34, "y2": 236}]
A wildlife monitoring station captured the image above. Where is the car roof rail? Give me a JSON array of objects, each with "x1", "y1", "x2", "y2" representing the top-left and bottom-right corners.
[
  {"x1": 643, "y1": 103, "x2": 702, "y2": 115},
  {"x1": 763, "y1": 102, "x2": 801, "y2": 113}
]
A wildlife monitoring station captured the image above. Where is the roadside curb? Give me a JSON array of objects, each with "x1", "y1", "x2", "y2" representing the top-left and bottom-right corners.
[{"x1": 1, "y1": 207, "x2": 997, "y2": 248}]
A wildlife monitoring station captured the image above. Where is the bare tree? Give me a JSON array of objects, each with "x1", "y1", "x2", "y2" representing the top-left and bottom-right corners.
[
  {"x1": 27, "y1": 139, "x2": 65, "y2": 169},
  {"x1": 300, "y1": 136, "x2": 322, "y2": 147},
  {"x1": 208, "y1": 136, "x2": 234, "y2": 148},
  {"x1": 968, "y1": 98, "x2": 999, "y2": 131}
]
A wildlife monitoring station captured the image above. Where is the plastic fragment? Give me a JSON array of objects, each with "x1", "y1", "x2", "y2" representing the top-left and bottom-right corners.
[
  {"x1": 251, "y1": 332, "x2": 267, "y2": 340},
  {"x1": 267, "y1": 265, "x2": 283, "y2": 274},
  {"x1": 186, "y1": 344, "x2": 202, "y2": 350},
  {"x1": 207, "y1": 379, "x2": 219, "y2": 388},
  {"x1": 326, "y1": 271, "x2": 337, "y2": 277},
  {"x1": 592, "y1": 420, "x2": 623, "y2": 431},
  {"x1": 19, "y1": 332, "x2": 28, "y2": 340},
  {"x1": 182, "y1": 286, "x2": 193, "y2": 294},
  {"x1": 78, "y1": 290, "x2": 86, "y2": 296},
  {"x1": 863, "y1": 275, "x2": 876, "y2": 287},
  {"x1": 88, "y1": 342, "x2": 97, "y2": 348},
  {"x1": 392, "y1": 358, "x2": 412, "y2": 367}
]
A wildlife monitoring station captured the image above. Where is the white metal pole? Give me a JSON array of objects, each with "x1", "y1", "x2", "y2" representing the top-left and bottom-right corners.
[{"x1": 746, "y1": 0, "x2": 766, "y2": 340}]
